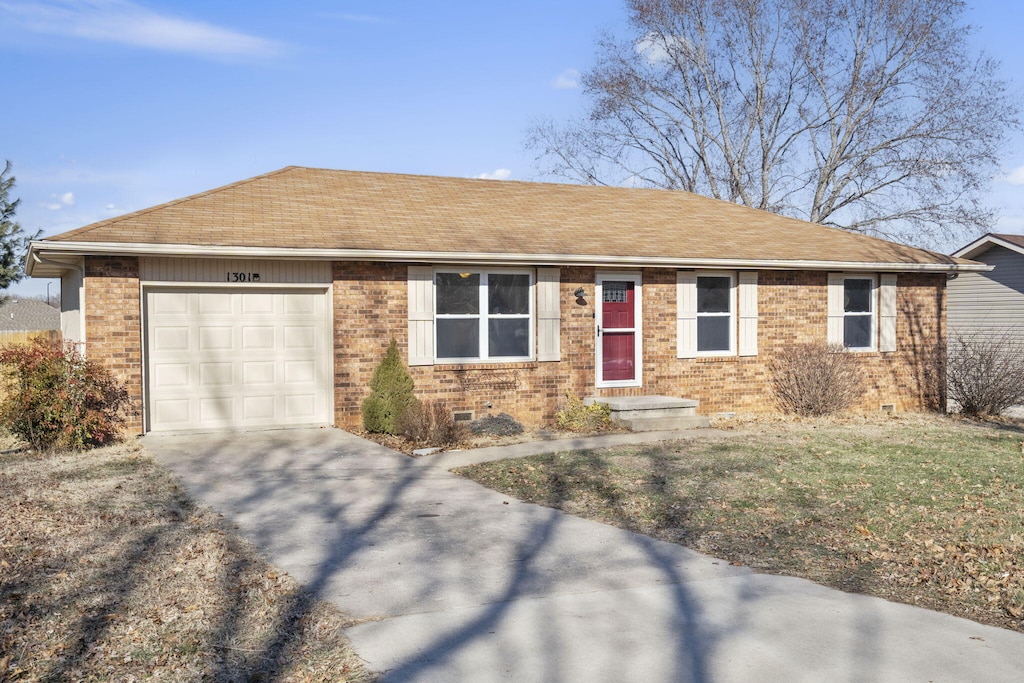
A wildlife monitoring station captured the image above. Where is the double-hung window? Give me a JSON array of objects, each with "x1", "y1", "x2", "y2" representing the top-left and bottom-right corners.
[
  {"x1": 435, "y1": 270, "x2": 533, "y2": 362},
  {"x1": 697, "y1": 274, "x2": 735, "y2": 354},
  {"x1": 842, "y1": 276, "x2": 875, "y2": 350}
]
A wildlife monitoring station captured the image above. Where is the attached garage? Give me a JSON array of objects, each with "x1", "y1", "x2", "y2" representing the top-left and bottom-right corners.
[{"x1": 139, "y1": 259, "x2": 333, "y2": 432}]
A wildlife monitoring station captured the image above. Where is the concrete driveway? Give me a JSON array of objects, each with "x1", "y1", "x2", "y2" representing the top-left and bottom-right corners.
[{"x1": 144, "y1": 427, "x2": 1024, "y2": 682}]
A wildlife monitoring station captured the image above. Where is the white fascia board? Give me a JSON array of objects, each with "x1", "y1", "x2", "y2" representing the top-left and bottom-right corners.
[
  {"x1": 951, "y1": 234, "x2": 1024, "y2": 260},
  {"x1": 26, "y1": 239, "x2": 991, "y2": 276}
]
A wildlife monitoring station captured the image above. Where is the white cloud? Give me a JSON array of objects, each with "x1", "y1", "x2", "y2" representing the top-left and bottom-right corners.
[
  {"x1": 476, "y1": 168, "x2": 512, "y2": 180},
  {"x1": 41, "y1": 190, "x2": 74, "y2": 210},
  {"x1": 0, "y1": 0, "x2": 283, "y2": 58},
  {"x1": 1005, "y1": 165, "x2": 1024, "y2": 186},
  {"x1": 635, "y1": 32, "x2": 687, "y2": 65},
  {"x1": 552, "y1": 68, "x2": 580, "y2": 89}
]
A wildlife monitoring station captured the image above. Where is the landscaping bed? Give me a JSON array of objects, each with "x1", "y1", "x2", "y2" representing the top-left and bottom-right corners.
[
  {"x1": 457, "y1": 413, "x2": 1024, "y2": 632},
  {"x1": 0, "y1": 435, "x2": 375, "y2": 682}
]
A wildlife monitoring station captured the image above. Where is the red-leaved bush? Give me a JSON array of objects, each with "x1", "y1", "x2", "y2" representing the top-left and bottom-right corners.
[{"x1": 0, "y1": 337, "x2": 130, "y2": 451}]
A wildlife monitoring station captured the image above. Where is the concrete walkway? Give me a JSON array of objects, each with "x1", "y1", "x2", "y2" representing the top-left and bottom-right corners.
[{"x1": 143, "y1": 427, "x2": 1024, "y2": 683}]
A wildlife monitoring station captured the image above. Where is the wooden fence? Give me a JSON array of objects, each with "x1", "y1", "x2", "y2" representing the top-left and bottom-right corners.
[{"x1": 0, "y1": 330, "x2": 61, "y2": 346}]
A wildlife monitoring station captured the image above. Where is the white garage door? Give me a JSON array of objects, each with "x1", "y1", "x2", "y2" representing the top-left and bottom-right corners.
[{"x1": 145, "y1": 288, "x2": 331, "y2": 432}]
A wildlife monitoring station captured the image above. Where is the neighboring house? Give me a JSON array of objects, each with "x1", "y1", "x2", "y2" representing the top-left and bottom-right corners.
[
  {"x1": 949, "y1": 233, "x2": 1024, "y2": 344},
  {"x1": 24, "y1": 166, "x2": 982, "y2": 435},
  {"x1": 0, "y1": 298, "x2": 60, "y2": 334}
]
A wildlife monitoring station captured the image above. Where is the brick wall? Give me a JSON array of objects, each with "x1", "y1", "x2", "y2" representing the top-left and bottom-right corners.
[
  {"x1": 84, "y1": 256, "x2": 144, "y2": 434},
  {"x1": 332, "y1": 265, "x2": 946, "y2": 429},
  {"x1": 78, "y1": 258, "x2": 945, "y2": 435}
]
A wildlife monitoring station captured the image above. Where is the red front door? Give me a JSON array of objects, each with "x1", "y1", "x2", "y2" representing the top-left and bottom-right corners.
[{"x1": 601, "y1": 280, "x2": 635, "y2": 382}]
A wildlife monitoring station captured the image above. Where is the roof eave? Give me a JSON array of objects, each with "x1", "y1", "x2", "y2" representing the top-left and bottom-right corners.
[
  {"x1": 26, "y1": 240, "x2": 989, "y2": 276},
  {"x1": 952, "y1": 233, "x2": 1024, "y2": 260}
]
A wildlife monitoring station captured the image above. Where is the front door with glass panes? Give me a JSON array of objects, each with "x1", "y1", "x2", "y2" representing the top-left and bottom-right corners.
[{"x1": 596, "y1": 272, "x2": 642, "y2": 387}]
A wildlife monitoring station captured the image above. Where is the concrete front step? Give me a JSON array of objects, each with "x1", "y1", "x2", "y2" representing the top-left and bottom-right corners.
[
  {"x1": 615, "y1": 415, "x2": 711, "y2": 431},
  {"x1": 585, "y1": 395, "x2": 711, "y2": 432}
]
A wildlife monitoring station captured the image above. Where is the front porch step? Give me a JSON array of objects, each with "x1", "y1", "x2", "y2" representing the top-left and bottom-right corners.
[{"x1": 585, "y1": 395, "x2": 711, "y2": 432}]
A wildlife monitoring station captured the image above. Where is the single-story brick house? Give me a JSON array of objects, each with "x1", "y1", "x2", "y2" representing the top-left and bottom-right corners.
[{"x1": 25, "y1": 166, "x2": 982, "y2": 434}]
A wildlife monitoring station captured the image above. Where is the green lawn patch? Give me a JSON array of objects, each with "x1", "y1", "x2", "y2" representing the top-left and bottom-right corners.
[{"x1": 457, "y1": 414, "x2": 1024, "y2": 632}]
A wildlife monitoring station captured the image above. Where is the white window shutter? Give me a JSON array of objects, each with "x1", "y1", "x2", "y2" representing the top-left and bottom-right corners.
[
  {"x1": 677, "y1": 271, "x2": 697, "y2": 358},
  {"x1": 536, "y1": 267, "x2": 561, "y2": 361},
  {"x1": 407, "y1": 266, "x2": 434, "y2": 366},
  {"x1": 879, "y1": 273, "x2": 897, "y2": 352},
  {"x1": 827, "y1": 273, "x2": 845, "y2": 346},
  {"x1": 738, "y1": 271, "x2": 758, "y2": 356}
]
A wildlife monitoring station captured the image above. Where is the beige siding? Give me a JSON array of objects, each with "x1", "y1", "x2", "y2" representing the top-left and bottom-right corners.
[{"x1": 140, "y1": 258, "x2": 331, "y2": 284}]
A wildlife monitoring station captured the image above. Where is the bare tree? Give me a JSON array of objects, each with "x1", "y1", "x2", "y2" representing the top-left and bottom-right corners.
[{"x1": 526, "y1": 0, "x2": 1018, "y2": 246}]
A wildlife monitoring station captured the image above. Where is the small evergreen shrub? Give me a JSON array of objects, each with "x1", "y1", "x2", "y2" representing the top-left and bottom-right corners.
[
  {"x1": 398, "y1": 400, "x2": 467, "y2": 447},
  {"x1": 361, "y1": 340, "x2": 416, "y2": 434},
  {"x1": 0, "y1": 337, "x2": 130, "y2": 451},
  {"x1": 555, "y1": 391, "x2": 612, "y2": 432},
  {"x1": 770, "y1": 341, "x2": 864, "y2": 416},
  {"x1": 469, "y1": 413, "x2": 524, "y2": 437}
]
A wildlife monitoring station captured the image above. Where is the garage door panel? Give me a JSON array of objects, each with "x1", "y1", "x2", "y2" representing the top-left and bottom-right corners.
[
  {"x1": 199, "y1": 293, "x2": 233, "y2": 315},
  {"x1": 151, "y1": 291, "x2": 190, "y2": 314},
  {"x1": 146, "y1": 288, "x2": 330, "y2": 432},
  {"x1": 242, "y1": 293, "x2": 275, "y2": 314},
  {"x1": 284, "y1": 294, "x2": 317, "y2": 314},
  {"x1": 284, "y1": 325, "x2": 317, "y2": 350},
  {"x1": 154, "y1": 363, "x2": 189, "y2": 387},
  {"x1": 242, "y1": 395, "x2": 276, "y2": 420},
  {"x1": 153, "y1": 398, "x2": 191, "y2": 425},
  {"x1": 199, "y1": 326, "x2": 233, "y2": 350},
  {"x1": 199, "y1": 362, "x2": 233, "y2": 386},
  {"x1": 285, "y1": 394, "x2": 317, "y2": 419},
  {"x1": 243, "y1": 361, "x2": 276, "y2": 385},
  {"x1": 284, "y1": 359, "x2": 316, "y2": 384},
  {"x1": 199, "y1": 396, "x2": 234, "y2": 422},
  {"x1": 154, "y1": 326, "x2": 190, "y2": 351},
  {"x1": 242, "y1": 326, "x2": 275, "y2": 350}
]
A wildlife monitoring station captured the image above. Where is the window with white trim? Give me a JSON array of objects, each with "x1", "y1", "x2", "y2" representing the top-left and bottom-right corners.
[
  {"x1": 434, "y1": 270, "x2": 533, "y2": 361},
  {"x1": 697, "y1": 274, "x2": 735, "y2": 354},
  {"x1": 843, "y1": 276, "x2": 876, "y2": 350}
]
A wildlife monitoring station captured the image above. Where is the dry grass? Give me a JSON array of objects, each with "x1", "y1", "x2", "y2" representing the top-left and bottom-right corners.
[
  {"x1": 0, "y1": 434, "x2": 375, "y2": 682},
  {"x1": 458, "y1": 412, "x2": 1024, "y2": 632}
]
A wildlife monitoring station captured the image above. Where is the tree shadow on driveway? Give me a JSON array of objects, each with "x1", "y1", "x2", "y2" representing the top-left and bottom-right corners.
[{"x1": 144, "y1": 427, "x2": 1024, "y2": 682}]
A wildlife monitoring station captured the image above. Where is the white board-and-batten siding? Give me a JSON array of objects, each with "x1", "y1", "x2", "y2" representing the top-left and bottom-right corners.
[{"x1": 140, "y1": 258, "x2": 332, "y2": 284}]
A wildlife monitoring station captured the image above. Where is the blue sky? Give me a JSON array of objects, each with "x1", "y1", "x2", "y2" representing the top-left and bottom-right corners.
[{"x1": 3, "y1": 0, "x2": 1023, "y2": 299}]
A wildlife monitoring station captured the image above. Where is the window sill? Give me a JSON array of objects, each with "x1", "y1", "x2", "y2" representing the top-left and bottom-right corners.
[{"x1": 433, "y1": 361, "x2": 539, "y2": 371}]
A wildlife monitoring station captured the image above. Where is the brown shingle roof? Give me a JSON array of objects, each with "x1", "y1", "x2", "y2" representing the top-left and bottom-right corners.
[
  {"x1": 44, "y1": 166, "x2": 965, "y2": 267},
  {"x1": 992, "y1": 233, "x2": 1024, "y2": 250}
]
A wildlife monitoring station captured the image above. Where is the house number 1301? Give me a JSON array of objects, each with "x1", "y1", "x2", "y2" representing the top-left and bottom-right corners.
[{"x1": 226, "y1": 272, "x2": 260, "y2": 282}]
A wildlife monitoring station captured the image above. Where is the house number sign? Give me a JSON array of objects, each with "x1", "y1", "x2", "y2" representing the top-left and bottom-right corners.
[{"x1": 226, "y1": 272, "x2": 260, "y2": 282}]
